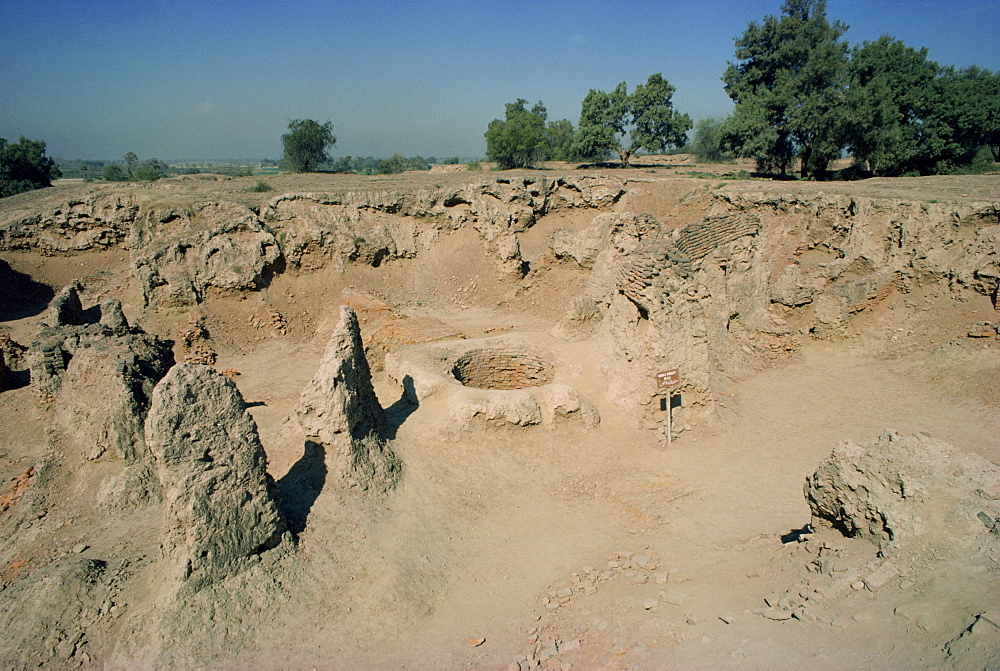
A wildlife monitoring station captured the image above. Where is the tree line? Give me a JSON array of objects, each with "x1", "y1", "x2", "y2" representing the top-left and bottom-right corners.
[
  {"x1": 485, "y1": 74, "x2": 693, "y2": 170},
  {"x1": 484, "y1": 0, "x2": 998, "y2": 179},
  {"x1": 2, "y1": 0, "x2": 996, "y2": 198},
  {"x1": 721, "y1": 0, "x2": 998, "y2": 178}
]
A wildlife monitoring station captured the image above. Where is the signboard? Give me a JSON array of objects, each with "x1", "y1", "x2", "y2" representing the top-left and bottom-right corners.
[
  {"x1": 656, "y1": 369, "x2": 680, "y2": 446},
  {"x1": 656, "y1": 369, "x2": 680, "y2": 390}
]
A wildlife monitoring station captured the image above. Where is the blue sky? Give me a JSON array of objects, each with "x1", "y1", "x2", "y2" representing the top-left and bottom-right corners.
[{"x1": 1, "y1": 0, "x2": 996, "y2": 161}]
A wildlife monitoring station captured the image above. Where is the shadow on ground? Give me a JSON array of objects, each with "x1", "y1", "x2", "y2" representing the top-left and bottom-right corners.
[
  {"x1": 0, "y1": 260, "x2": 54, "y2": 322},
  {"x1": 277, "y1": 441, "x2": 327, "y2": 535}
]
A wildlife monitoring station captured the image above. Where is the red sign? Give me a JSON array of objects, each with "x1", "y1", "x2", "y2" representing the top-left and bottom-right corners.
[{"x1": 656, "y1": 369, "x2": 680, "y2": 389}]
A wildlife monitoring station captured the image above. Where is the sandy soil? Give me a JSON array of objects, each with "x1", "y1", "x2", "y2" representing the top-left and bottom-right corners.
[{"x1": 1, "y1": 169, "x2": 998, "y2": 668}]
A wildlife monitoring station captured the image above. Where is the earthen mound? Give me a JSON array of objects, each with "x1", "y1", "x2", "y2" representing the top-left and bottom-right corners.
[
  {"x1": 146, "y1": 363, "x2": 288, "y2": 590},
  {"x1": 27, "y1": 288, "x2": 174, "y2": 509},
  {"x1": 296, "y1": 306, "x2": 400, "y2": 491}
]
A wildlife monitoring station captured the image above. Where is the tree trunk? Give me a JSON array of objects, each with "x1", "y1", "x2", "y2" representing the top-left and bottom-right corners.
[
  {"x1": 617, "y1": 147, "x2": 632, "y2": 168},
  {"x1": 800, "y1": 144, "x2": 812, "y2": 179}
]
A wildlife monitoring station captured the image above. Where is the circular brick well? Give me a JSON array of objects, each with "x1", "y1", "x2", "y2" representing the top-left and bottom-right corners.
[{"x1": 451, "y1": 347, "x2": 555, "y2": 390}]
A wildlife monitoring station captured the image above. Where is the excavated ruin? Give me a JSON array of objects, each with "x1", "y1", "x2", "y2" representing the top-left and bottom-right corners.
[
  {"x1": 295, "y1": 305, "x2": 401, "y2": 491},
  {"x1": 451, "y1": 346, "x2": 555, "y2": 390},
  {"x1": 385, "y1": 335, "x2": 600, "y2": 433},
  {"x1": 0, "y1": 171, "x2": 997, "y2": 668}
]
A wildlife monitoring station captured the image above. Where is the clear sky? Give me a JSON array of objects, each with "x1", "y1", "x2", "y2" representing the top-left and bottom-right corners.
[{"x1": 1, "y1": 0, "x2": 996, "y2": 161}]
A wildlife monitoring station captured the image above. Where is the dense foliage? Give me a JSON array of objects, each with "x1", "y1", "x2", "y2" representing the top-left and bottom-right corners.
[
  {"x1": 573, "y1": 74, "x2": 692, "y2": 167},
  {"x1": 485, "y1": 100, "x2": 552, "y2": 169},
  {"x1": 0, "y1": 136, "x2": 62, "y2": 197},
  {"x1": 721, "y1": 0, "x2": 999, "y2": 178},
  {"x1": 99, "y1": 153, "x2": 167, "y2": 182},
  {"x1": 281, "y1": 119, "x2": 336, "y2": 172},
  {"x1": 722, "y1": 0, "x2": 848, "y2": 178},
  {"x1": 328, "y1": 155, "x2": 435, "y2": 174},
  {"x1": 690, "y1": 118, "x2": 734, "y2": 163}
]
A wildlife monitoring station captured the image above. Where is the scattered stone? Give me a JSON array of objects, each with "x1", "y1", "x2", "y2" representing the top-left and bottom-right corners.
[
  {"x1": 560, "y1": 639, "x2": 581, "y2": 652},
  {"x1": 467, "y1": 637, "x2": 486, "y2": 647},
  {"x1": 755, "y1": 608, "x2": 793, "y2": 621},
  {"x1": 71, "y1": 543, "x2": 88, "y2": 554},
  {"x1": 643, "y1": 598, "x2": 658, "y2": 610},
  {"x1": 792, "y1": 607, "x2": 817, "y2": 623},
  {"x1": 967, "y1": 322, "x2": 998, "y2": 338},
  {"x1": 538, "y1": 642, "x2": 559, "y2": 661},
  {"x1": 863, "y1": 561, "x2": 899, "y2": 592}
]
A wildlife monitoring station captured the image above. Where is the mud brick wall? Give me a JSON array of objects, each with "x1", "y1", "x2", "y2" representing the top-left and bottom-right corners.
[
  {"x1": 452, "y1": 348, "x2": 554, "y2": 390},
  {"x1": 673, "y1": 215, "x2": 760, "y2": 261},
  {"x1": 615, "y1": 214, "x2": 762, "y2": 302}
]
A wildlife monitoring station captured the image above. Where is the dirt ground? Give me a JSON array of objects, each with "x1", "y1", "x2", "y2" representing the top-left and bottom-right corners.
[{"x1": 1, "y1": 169, "x2": 998, "y2": 668}]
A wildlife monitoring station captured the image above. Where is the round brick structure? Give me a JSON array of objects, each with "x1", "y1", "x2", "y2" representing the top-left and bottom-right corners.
[
  {"x1": 451, "y1": 348, "x2": 555, "y2": 390},
  {"x1": 384, "y1": 334, "x2": 600, "y2": 434}
]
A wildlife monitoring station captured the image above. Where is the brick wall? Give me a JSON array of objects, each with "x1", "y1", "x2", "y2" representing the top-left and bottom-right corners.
[{"x1": 452, "y1": 348, "x2": 554, "y2": 390}]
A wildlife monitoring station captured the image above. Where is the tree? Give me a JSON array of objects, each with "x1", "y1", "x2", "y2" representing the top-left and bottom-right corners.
[
  {"x1": 281, "y1": 119, "x2": 336, "y2": 172},
  {"x1": 546, "y1": 119, "x2": 578, "y2": 162},
  {"x1": 485, "y1": 99, "x2": 550, "y2": 169},
  {"x1": 572, "y1": 73, "x2": 692, "y2": 167},
  {"x1": 123, "y1": 152, "x2": 138, "y2": 178},
  {"x1": 131, "y1": 158, "x2": 167, "y2": 181},
  {"x1": 723, "y1": 0, "x2": 849, "y2": 178},
  {"x1": 376, "y1": 153, "x2": 406, "y2": 174},
  {"x1": 921, "y1": 66, "x2": 1000, "y2": 170},
  {"x1": 691, "y1": 117, "x2": 734, "y2": 163},
  {"x1": 843, "y1": 37, "x2": 940, "y2": 176},
  {"x1": 330, "y1": 156, "x2": 354, "y2": 173},
  {"x1": 0, "y1": 136, "x2": 62, "y2": 198},
  {"x1": 102, "y1": 164, "x2": 128, "y2": 182}
]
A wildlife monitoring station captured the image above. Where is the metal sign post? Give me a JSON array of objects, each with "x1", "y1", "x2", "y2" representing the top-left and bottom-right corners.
[{"x1": 656, "y1": 369, "x2": 680, "y2": 445}]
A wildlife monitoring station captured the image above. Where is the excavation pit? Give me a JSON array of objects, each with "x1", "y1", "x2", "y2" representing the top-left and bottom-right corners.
[
  {"x1": 451, "y1": 348, "x2": 555, "y2": 390},
  {"x1": 384, "y1": 334, "x2": 600, "y2": 433}
]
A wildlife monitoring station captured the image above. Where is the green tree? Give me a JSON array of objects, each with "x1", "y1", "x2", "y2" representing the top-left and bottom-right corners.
[
  {"x1": 485, "y1": 99, "x2": 550, "y2": 169},
  {"x1": 691, "y1": 117, "x2": 734, "y2": 163},
  {"x1": 545, "y1": 119, "x2": 577, "y2": 162},
  {"x1": 723, "y1": 0, "x2": 849, "y2": 178},
  {"x1": 921, "y1": 66, "x2": 1000, "y2": 170},
  {"x1": 844, "y1": 37, "x2": 939, "y2": 176},
  {"x1": 132, "y1": 158, "x2": 167, "y2": 181},
  {"x1": 123, "y1": 151, "x2": 138, "y2": 178},
  {"x1": 376, "y1": 153, "x2": 406, "y2": 174},
  {"x1": 572, "y1": 74, "x2": 692, "y2": 167},
  {"x1": 0, "y1": 136, "x2": 62, "y2": 198},
  {"x1": 102, "y1": 164, "x2": 128, "y2": 182},
  {"x1": 331, "y1": 156, "x2": 354, "y2": 173},
  {"x1": 281, "y1": 119, "x2": 336, "y2": 172}
]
